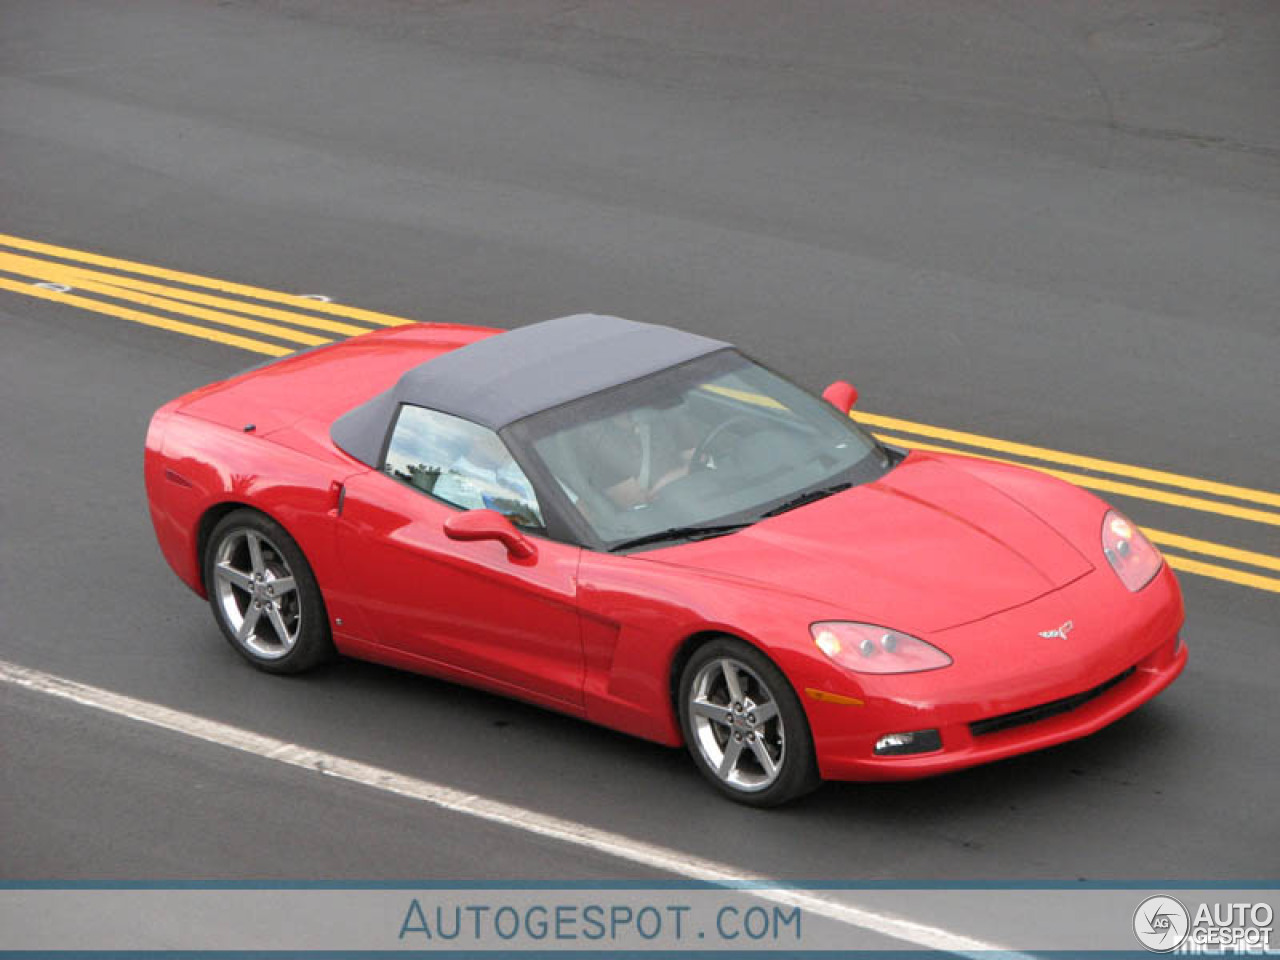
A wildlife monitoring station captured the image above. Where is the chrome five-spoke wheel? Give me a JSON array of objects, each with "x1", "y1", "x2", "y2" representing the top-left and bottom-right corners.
[
  {"x1": 203, "y1": 509, "x2": 333, "y2": 674},
  {"x1": 678, "y1": 638, "x2": 819, "y2": 806},
  {"x1": 689, "y1": 657, "x2": 785, "y2": 792},
  {"x1": 213, "y1": 528, "x2": 300, "y2": 660}
]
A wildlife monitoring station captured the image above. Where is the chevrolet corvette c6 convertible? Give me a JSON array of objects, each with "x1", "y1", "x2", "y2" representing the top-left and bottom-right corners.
[{"x1": 145, "y1": 314, "x2": 1186, "y2": 805}]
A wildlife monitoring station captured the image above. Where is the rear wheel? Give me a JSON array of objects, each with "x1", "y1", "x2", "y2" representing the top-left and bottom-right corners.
[
  {"x1": 203, "y1": 509, "x2": 333, "y2": 674},
  {"x1": 677, "y1": 638, "x2": 820, "y2": 806}
]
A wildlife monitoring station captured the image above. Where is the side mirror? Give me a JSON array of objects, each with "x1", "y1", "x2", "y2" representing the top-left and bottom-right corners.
[
  {"x1": 443, "y1": 509, "x2": 538, "y2": 563},
  {"x1": 821, "y1": 380, "x2": 859, "y2": 414}
]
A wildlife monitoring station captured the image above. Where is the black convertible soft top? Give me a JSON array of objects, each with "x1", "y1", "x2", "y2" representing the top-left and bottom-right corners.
[{"x1": 331, "y1": 314, "x2": 729, "y2": 468}]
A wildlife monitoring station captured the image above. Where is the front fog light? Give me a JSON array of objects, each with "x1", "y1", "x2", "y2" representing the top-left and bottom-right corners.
[{"x1": 874, "y1": 729, "x2": 942, "y2": 756}]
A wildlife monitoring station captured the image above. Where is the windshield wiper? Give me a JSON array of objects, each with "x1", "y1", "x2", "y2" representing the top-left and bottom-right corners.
[
  {"x1": 759, "y1": 481, "x2": 852, "y2": 519},
  {"x1": 609, "y1": 522, "x2": 754, "y2": 553}
]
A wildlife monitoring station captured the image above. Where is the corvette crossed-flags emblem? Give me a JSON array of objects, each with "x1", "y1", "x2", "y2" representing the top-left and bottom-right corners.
[{"x1": 1038, "y1": 620, "x2": 1075, "y2": 640}]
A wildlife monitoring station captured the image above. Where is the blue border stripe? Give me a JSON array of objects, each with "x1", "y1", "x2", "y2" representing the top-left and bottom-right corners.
[
  {"x1": 0, "y1": 880, "x2": 1275, "y2": 890},
  {"x1": 0, "y1": 953, "x2": 1164, "y2": 959}
]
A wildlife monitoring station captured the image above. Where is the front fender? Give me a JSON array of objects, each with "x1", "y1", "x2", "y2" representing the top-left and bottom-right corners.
[{"x1": 576, "y1": 551, "x2": 856, "y2": 748}]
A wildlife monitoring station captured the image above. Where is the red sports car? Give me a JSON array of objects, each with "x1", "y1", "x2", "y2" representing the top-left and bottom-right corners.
[{"x1": 145, "y1": 314, "x2": 1186, "y2": 805}]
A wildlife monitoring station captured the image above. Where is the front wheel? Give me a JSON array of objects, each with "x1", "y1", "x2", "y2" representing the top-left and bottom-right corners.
[
  {"x1": 203, "y1": 509, "x2": 333, "y2": 674},
  {"x1": 677, "y1": 638, "x2": 820, "y2": 806}
]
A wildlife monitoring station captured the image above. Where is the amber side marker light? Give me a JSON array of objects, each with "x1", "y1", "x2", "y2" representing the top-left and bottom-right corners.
[{"x1": 805, "y1": 688, "x2": 864, "y2": 706}]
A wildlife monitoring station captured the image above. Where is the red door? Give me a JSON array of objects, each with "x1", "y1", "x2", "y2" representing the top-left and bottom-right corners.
[{"x1": 336, "y1": 472, "x2": 585, "y2": 710}]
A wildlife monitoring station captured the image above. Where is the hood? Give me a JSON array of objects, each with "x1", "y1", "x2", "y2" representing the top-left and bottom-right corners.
[{"x1": 640, "y1": 453, "x2": 1094, "y2": 633}]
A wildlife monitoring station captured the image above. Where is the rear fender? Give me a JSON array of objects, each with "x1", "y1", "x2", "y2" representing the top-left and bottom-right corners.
[{"x1": 146, "y1": 413, "x2": 364, "y2": 631}]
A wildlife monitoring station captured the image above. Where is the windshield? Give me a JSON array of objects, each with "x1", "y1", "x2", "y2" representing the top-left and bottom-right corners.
[{"x1": 511, "y1": 350, "x2": 892, "y2": 551}]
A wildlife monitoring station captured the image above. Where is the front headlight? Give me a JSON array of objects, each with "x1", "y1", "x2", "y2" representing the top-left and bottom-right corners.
[
  {"x1": 1101, "y1": 510, "x2": 1162, "y2": 592},
  {"x1": 810, "y1": 622, "x2": 952, "y2": 674}
]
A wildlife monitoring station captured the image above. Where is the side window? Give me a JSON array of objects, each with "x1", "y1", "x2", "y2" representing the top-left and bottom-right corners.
[{"x1": 383, "y1": 406, "x2": 544, "y2": 530}]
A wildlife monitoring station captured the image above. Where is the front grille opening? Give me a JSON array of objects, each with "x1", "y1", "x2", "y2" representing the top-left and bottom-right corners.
[{"x1": 970, "y1": 666, "x2": 1137, "y2": 737}]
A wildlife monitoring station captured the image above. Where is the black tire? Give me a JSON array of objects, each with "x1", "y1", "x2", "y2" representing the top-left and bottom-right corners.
[
  {"x1": 677, "y1": 637, "x2": 820, "y2": 806},
  {"x1": 202, "y1": 508, "x2": 333, "y2": 674}
]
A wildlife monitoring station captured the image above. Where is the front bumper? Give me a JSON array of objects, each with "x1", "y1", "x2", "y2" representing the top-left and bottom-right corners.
[{"x1": 809, "y1": 563, "x2": 1186, "y2": 781}]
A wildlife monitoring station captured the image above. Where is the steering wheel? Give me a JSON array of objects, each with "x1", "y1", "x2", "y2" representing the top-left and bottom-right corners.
[{"x1": 691, "y1": 415, "x2": 756, "y2": 470}]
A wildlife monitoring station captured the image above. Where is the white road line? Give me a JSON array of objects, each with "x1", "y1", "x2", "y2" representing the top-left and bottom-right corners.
[{"x1": 1, "y1": 658, "x2": 1017, "y2": 957}]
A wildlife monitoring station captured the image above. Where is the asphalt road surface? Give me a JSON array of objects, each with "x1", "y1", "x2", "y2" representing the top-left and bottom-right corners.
[{"x1": 1, "y1": 0, "x2": 1277, "y2": 902}]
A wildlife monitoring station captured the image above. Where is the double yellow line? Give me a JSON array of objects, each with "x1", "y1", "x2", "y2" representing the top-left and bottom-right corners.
[
  {"x1": 0, "y1": 233, "x2": 411, "y2": 356},
  {"x1": 1, "y1": 232, "x2": 1276, "y2": 594},
  {"x1": 855, "y1": 412, "x2": 1280, "y2": 594}
]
